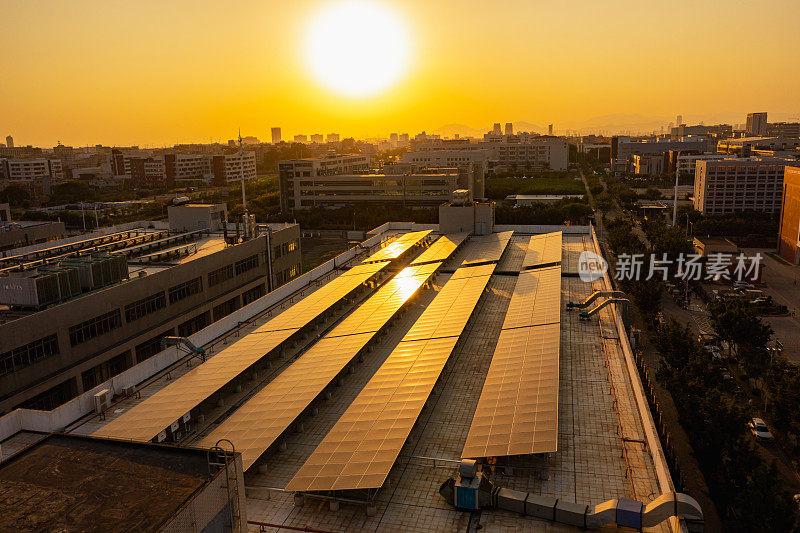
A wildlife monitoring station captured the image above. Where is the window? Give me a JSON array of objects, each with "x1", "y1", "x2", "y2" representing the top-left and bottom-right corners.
[
  {"x1": 82, "y1": 351, "x2": 131, "y2": 390},
  {"x1": 234, "y1": 254, "x2": 259, "y2": 276},
  {"x1": 168, "y1": 277, "x2": 203, "y2": 303},
  {"x1": 124, "y1": 291, "x2": 166, "y2": 322},
  {"x1": 213, "y1": 296, "x2": 241, "y2": 321},
  {"x1": 68, "y1": 310, "x2": 122, "y2": 346},
  {"x1": 177, "y1": 311, "x2": 211, "y2": 337},
  {"x1": 241, "y1": 283, "x2": 266, "y2": 305},
  {"x1": 208, "y1": 264, "x2": 234, "y2": 287},
  {"x1": 1, "y1": 334, "x2": 60, "y2": 377},
  {"x1": 135, "y1": 329, "x2": 174, "y2": 363}
]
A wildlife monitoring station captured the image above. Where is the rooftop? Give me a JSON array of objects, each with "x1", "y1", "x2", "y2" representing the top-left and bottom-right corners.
[
  {"x1": 0, "y1": 433, "x2": 217, "y2": 533},
  {"x1": 43, "y1": 225, "x2": 674, "y2": 531}
]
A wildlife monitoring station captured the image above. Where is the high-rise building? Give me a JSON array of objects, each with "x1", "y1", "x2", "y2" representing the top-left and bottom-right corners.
[
  {"x1": 399, "y1": 133, "x2": 409, "y2": 143},
  {"x1": 390, "y1": 133, "x2": 399, "y2": 142},
  {"x1": 310, "y1": 134, "x2": 324, "y2": 143},
  {"x1": 293, "y1": 134, "x2": 308, "y2": 143},
  {"x1": 548, "y1": 124, "x2": 554, "y2": 136},
  {"x1": 326, "y1": 133, "x2": 340, "y2": 143},
  {"x1": 676, "y1": 115, "x2": 683, "y2": 126},
  {"x1": 492, "y1": 123, "x2": 502, "y2": 135},
  {"x1": 746, "y1": 112, "x2": 768, "y2": 136},
  {"x1": 271, "y1": 127, "x2": 282, "y2": 143},
  {"x1": 694, "y1": 157, "x2": 800, "y2": 215},
  {"x1": 5, "y1": 136, "x2": 13, "y2": 148},
  {"x1": 504, "y1": 123, "x2": 513, "y2": 135}
]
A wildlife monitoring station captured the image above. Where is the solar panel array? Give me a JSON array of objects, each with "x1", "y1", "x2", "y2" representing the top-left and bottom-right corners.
[
  {"x1": 286, "y1": 263, "x2": 495, "y2": 492},
  {"x1": 197, "y1": 263, "x2": 442, "y2": 469},
  {"x1": 501, "y1": 266, "x2": 561, "y2": 330},
  {"x1": 522, "y1": 231, "x2": 563, "y2": 269},
  {"x1": 93, "y1": 261, "x2": 389, "y2": 443},
  {"x1": 362, "y1": 230, "x2": 432, "y2": 264},
  {"x1": 461, "y1": 323, "x2": 560, "y2": 458},
  {"x1": 461, "y1": 263, "x2": 562, "y2": 459},
  {"x1": 410, "y1": 233, "x2": 468, "y2": 265},
  {"x1": 461, "y1": 231, "x2": 513, "y2": 265}
]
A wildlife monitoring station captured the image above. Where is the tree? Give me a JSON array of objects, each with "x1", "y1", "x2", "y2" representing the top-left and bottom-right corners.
[
  {"x1": 50, "y1": 181, "x2": 95, "y2": 204},
  {"x1": 0, "y1": 184, "x2": 32, "y2": 208}
]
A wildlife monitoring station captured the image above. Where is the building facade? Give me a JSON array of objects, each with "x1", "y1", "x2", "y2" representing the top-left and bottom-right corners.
[
  {"x1": 211, "y1": 151, "x2": 257, "y2": 186},
  {"x1": 767, "y1": 122, "x2": 800, "y2": 138},
  {"x1": 717, "y1": 137, "x2": 800, "y2": 156},
  {"x1": 777, "y1": 166, "x2": 800, "y2": 264},
  {"x1": 694, "y1": 158, "x2": 800, "y2": 215},
  {"x1": 278, "y1": 154, "x2": 371, "y2": 212},
  {"x1": 282, "y1": 169, "x2": 464, "y2": 209},
  {"x1": 0, "y1": 227, "x2": 300, "y2": 414},
  {"x1": 271, "y1": 127, "x2": 282, "y2": 143},
  {"x1": 746, "y1": 112, "x2": 768, "y2": 137},
  {"x1": 0, "y1": 158, "x2": 63, "y2": 183}
]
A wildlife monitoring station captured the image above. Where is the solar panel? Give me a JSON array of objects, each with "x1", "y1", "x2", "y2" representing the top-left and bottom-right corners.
[
  {"x1": 362, "y1": 230, "x2": 432, "y2": 263},
  {"x1": 93, "y1": 328, "x2": 298, "y2": 442},
  {"x1": 501, "y1": 266, "x2": 562, "y2": 330},
  {"x1": 253, "y1": 262, "x2": 389, "y2": 334},
  {"x1": 461, "y1": 261, "x2": 562, "y2": 459},
  {"x1": 462, "y1": 231, "x2": 514, "y2": 265},
  {"x1": 522, "y1": 232, "x2": 563, "y2": 269},
  {"x1": 330, "y1": 262, "x2": 441, "y2": 338},
  {"x1": 286, "y1": 264, "x2": 494, "y2": 492},
  {"x1": 461, "y1": 323, "x2": 560, "y2": 458},
  {"x1": 410, "y1": 233, "x2": 469, "y2": 265},
  {"x1": 403, "y1": 269, "x2": 494, "y2": 342},
  {"x1": 195, "y1": 263, "x2": 441, "y2": 470},
  {"x1": 93, "y1": 261, "x2": 388, "y2": 442}
]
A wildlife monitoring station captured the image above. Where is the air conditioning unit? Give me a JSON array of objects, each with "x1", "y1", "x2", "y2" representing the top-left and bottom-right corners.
[
  {"x1": 170, "y1": 421, "x2": 180, "y2": 433},
  {"x1": 182, "y1": 412, "x2": 191, "y2": 423},
  {"x1": 156, "y1": 430, "x2": 167, "y2": 443},
  {"x1": 94, "y1": 389, "x2": 112, "y2": 413},
  {"x1": 120, "y1": 385, "x2": 137, "y2": 397}
]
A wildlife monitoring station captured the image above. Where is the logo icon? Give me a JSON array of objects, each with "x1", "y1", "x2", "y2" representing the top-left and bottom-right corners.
[{"x1": 578, "y1": 250, "x2": 608, "y2": 282}]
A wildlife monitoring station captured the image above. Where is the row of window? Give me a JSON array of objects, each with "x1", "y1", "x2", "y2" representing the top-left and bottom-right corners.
[
  {"x1": 124, "y1": 292, "x2": 166, "y2": 322},
  {"x1": 68, "y1": 310, "x2": 123, "y2": 347},
  {"x1": 169, "y1": 277, "x2": 203, "y2": 303},
  {"x1": 0, "y1": 334, "x2": 59, "y2": 377}
]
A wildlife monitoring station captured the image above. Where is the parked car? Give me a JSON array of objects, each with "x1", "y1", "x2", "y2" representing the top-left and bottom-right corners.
[
  {"x1": 733, "y1": 281, "x2": 755, "y2": 290},
  {"x1": 749, "y1": 418, "x2": 774, "y2": 441}
]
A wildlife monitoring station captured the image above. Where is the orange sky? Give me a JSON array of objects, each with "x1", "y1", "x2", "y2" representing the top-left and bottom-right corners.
[{"x1": 4, "y1": 0, "x2": 800, "y2": 147}]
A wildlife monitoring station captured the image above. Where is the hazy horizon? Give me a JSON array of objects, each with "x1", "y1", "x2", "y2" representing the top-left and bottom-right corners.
[{"x1": 4, "y1": 0, "x2": 800, "y2": 147}]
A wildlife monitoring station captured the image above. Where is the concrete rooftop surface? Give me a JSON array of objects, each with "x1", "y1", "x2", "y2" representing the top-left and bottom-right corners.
[{"x1": 22, "y1": 228, "x2": 671, "y2": 532}]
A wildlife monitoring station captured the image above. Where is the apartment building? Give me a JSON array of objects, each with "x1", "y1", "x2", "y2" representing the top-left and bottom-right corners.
[
  {"x1": 211, "y1": 151, "x2": 257, "y2": 186},
  {"x1": 778, "y1": 166, "x2": 800, "y2": 264},
  {"x1": 164, "y1": 153, "x2": 213, "y2": 184},
  {"x1": 0, "y1": 222, "x2": 301, "y2": 414},
  {"x1": 278, "y1": 154, "x2": 371, "y2": 211},
  {"x1": 0, "y1": 158, "x2": 63, "y2": 182},
  {"x1": 129, "y1": 156, "x2": 167, "y2": 187},
  {"x1": 693, "y1": 158, "x2": 800, "y2": 215}
]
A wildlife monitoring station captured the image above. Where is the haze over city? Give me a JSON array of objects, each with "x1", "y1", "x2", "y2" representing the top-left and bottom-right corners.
[{"x1": 5, "y1": 0, "x2": 800, "y2": 146}]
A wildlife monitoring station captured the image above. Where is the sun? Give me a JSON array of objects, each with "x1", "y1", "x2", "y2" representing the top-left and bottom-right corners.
[{"x1": 304, "y1": 1, "x2": 411, "y2": 98}]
